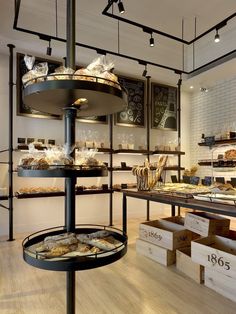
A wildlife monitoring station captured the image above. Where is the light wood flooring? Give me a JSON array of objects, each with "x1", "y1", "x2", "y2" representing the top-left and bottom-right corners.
[{"x1": 0, "y1": 218, "x2": 236, "y2": 314}]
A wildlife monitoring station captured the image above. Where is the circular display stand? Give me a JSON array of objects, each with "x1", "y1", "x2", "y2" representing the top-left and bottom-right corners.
[
  {"x1": 22, "y1": 225, "x2": 128, "y2": 271},
  {"x1": 18, "y1": 167, "x2": 108, "y2": 178},
  {"x1": 23, "y1": 78, "x2": 128, "y2": 117}
]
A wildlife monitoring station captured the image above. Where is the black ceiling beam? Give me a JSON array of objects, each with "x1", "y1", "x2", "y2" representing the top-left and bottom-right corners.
[{"x1": 102, "y1": 0, "x2": 236, "y2": 45}]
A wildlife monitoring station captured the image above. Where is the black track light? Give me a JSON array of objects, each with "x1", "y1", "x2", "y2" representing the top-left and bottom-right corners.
[
  {"x1": 149, "y1": 33, "x2": 154, "y2": 47},
  {"x1": 142, "y1": 64, "x2": 147, "y2": 77},
  {"x1": 118, "y1": 1, "x2": 125, "y2": 14},
  {"x1": 214, "y1": 29, "x2": 220, "y2": 43},
  {"x1": 46, "y1": 40, "x2": 52, "y2": 56}
]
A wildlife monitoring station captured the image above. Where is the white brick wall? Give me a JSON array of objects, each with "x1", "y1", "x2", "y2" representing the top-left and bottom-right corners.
[{"x1": 190, "y1": 75, "x2": 236, "y2": 181}]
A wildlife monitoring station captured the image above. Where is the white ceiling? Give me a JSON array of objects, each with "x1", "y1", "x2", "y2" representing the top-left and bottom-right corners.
[{"x1": 0, "y1": 0, "x2": 236, "y2": 90}]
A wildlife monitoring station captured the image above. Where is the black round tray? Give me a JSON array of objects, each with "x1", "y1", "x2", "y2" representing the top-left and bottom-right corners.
[
  {"x1": 23, "y1": 78, "x2": 128, "y2": 117},
  {"x1": 17, "y1": 166, "x2": 108, "y2": 178},
  {"x1": 22, "y1": 225, "x2": 127, "y2": 271}
]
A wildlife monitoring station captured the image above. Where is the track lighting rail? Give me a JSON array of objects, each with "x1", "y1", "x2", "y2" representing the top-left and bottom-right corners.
[
  {"x1": 102, "y1": 0, "x2": 236, "y2": 45},
  {"x1": 13, "y1": 0, "x2": 236, "y2": 76}
]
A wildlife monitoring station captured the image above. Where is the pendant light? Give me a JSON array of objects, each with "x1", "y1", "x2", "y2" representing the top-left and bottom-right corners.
[{"x1": 214, "y1": 29, "x2": 220, "y2": 43}]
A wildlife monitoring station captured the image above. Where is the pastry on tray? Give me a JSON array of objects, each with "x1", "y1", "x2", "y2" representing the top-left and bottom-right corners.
[
  {"x1": 32, "y1": 230, "x2": 122, "y2": 260},
  {"x1": 224, "y1": 149, "x2": 236, "y2": 160}
]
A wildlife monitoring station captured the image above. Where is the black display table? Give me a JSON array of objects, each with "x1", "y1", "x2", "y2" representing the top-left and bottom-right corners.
[{"x1": 121, "y1": 189, "x2": 236, "y2": 233}]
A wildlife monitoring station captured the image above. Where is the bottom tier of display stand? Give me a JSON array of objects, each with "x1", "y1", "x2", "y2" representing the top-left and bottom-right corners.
[{"x1": 22, "y1": 224, "x2": 127, "y2": 271}]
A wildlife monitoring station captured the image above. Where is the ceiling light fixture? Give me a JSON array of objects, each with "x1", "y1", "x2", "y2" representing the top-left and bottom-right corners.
[
  {"x1": 200, "y1": 87, "x2": 209, "y2": 93},
  {"x1": 46, "y1": 40, "x2": 52, "y2": 56},
  {"x1": 118, "y1": 1, "x2": 125, "y2": 14},
  {"x1": 214, "y1": 29, "x2": 220, "y2": 43},
  {"x1": 190, "y1": 86, "x2": 194, "y2": 89},
  {"x1": 149, "y1": 33, "x2": 154, "y2": 47},
  {"x1": 142, "y1": 64, "x2": 147, "y2": 77}
]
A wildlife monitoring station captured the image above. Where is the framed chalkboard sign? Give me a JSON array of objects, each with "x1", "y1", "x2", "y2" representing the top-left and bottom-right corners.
[
  {"x1": 77, "y1": 115, "x2": 108, "y2": 124},
  {"x1": 16, "y1": 53, "x2": 62, "y2": 119},
  {"x1": 151, "y1": 83, "x2": 177, "y2": 130},
  {"x1": 115, "y1": 76, "x2": 145, "y2": 127}
]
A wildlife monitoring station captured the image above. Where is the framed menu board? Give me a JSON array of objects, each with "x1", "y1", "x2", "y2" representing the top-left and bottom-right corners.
[
  {"x1": 77, "y1": 115, "x2": 108, "y2": 124},
  {"x1": 16, "y1": 53, "x2": 62, "y2": 119},
  {"x1": 115, "y1": 76, "x2": 145, "y2": 127},
  {"x1": 151, "y1": 83, "x2": 177, "y2": 130}
]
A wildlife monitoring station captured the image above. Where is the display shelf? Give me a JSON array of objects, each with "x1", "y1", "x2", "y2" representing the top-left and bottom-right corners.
[
  {"x1": 198, "y1": 138, "x2": 236, "y2": 146},
  {"x1": 164, "y1": 166, "x2": 185, "y2": 171},
  {"x1": 23, "y1": 78, "x2": 128, "y2": 117},
  {"x1": 0, "y1": 196, "x2": 8, "y2": 201},
  {"x1": 76, "y1": 189, "x2": 112, "y2": 195},
  {"x1": 111, "y1": 166, "x2": 184, "y2": 172},
  {"x1": 113, "y1": 149, "x2": 150, "y2": 155},
  {"x1": 75, "y1": 147, "x2": 113, "y2": 154},
  {"x1": 15, "y1": 191, "x2": 65, "y2": 199},
  {"x1": 17, "y1": 167, "x2": 108, "y2": 178},
  {"x1": 15, "y1": 145, "x2": 47, "y2": 151},
  {"x1": 15, "y1": 189, "x2": 112, "y2": 199},
  {"x1": 152, "y1": 150, "x2": 185, "y2": 155},
  {"x1": 111, "y1": 167, "x2": 132, "y2": 171},
  {"x1": 198, "y1": 160, "x2": 236, "y2": 167},
  {"x1": 22, "y1": 224, "x2": 127, "y2": 272}
]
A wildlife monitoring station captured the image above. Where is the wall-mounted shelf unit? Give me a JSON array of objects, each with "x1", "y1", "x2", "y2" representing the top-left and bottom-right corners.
[
  {"x1": 198, "y1": 138, "x2": 236, "y2": 146},
  {"x1": 198, "y1": 160, "x2": 236, "y2": 166},
  {"x1": 152, "y1": 150, "x2": 185, "y2": 155}
]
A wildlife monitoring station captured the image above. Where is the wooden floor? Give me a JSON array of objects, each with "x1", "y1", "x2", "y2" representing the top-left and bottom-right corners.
[{"x1": 0, "y1": 219, "x2": 236, "y2": 314}]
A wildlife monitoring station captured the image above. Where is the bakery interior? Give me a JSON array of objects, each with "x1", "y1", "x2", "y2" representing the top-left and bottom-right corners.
[{"x1": 1, "y1": 0, "x2": 236, "y2": 313}]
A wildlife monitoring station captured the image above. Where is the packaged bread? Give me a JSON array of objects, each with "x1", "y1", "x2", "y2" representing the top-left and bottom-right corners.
[
  {"x1": 53, "y1": 66, "x2": 74, "y2": 80},
  {"x1": 73, "y1": 68, "x2": 95, "y2": 82},
  {"x1": 75, "y1": 148, "x2": 105, "y2": 167}
]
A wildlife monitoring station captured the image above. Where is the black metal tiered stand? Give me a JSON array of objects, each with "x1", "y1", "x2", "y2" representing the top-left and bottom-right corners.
[{"x1": 18, "y1": 1, "x2": 128, "y2": 313}]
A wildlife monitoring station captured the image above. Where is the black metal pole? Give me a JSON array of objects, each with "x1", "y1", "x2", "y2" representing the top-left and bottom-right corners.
[
  {"x1": 109, "y1": 114, "x2": 113, "y2": 226},
  {"x1": 66, "y1": 0, "x2": 75, "y2": 69},
  {"x1": 171, "y1": 205, "x2": 175, "y2": 217},
  {"x1": 67, "y1": 271, "x2": 76, "y2": 314},
  {"x1": 146, "y1": 76, "x2": 151, "y2": 221},
  {"x1": 7, "y1": 44, "x2": 15, "y2": 241},
  {"x1": 122, "y1": 194, "x2": 127, "y2": 234},
  {"x1": 177, "y1": 76, "x2": 182, "y2": 182},
  {"x1": 64, "y1": 108, "x2": 77, "y2": 233},
  {"x1": 177, "y1": 76, "x2": 182, "y2": 216},
  {"x1": 65, "y1": 1, "x2": 76, "y2": 314}
]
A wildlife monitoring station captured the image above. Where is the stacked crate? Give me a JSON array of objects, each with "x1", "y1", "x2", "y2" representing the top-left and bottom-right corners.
[
  {"x1": 186, "y1": 214, "x2": 236, "y2": 302},
  {"x1": 136, "y1": 216, "x2": 195, "y2": 266},
  {"x1": 176, "y1": 212, "x2": 230, "y2": 284},
  {"x1": 137, "y1": 211, "x2": 234, "y2": 295}
]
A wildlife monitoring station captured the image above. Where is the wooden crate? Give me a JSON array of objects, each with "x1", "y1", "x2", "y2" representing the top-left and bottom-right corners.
[
  {"x1": 136, "y1": 238, "x2": 176, "y2": 266},
  {"x1": 205, "y1": 267, "x2": 236, "y2": 303},
  {"x1": 139, "y1": 219, "x2": 194, "y2": 250},
  {"x1": 191, "y1": 235, "x2": 236, "y2": 279},
  {"x1": 184, "y1": 212, "x2": 230, "y2": 237},
  {"x1": 161, "y1": 216, "x2": 185, "y2": 226},
  {"x1": 176, "y1": 247, "x2": 204, "y2": 284}
]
